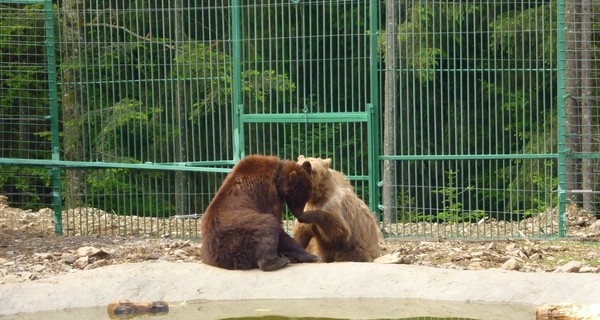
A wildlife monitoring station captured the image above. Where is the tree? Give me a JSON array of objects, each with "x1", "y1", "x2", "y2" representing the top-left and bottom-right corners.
[
  {"x1": 580, "y1": 0, "x2": 596, "y2": 213},
  {"x1": 383, "y1": 0, "x2": 398, "y2": 224}
]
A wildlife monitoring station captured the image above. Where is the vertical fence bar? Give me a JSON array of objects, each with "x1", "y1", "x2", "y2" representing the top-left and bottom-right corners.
[
  {"x1": 44, "y1": 0, "x2": 63, "y2": 234},
  {"x1": 368, "y1": 0, "x2": 380, "y2": 216},
  {"x1": 231, "y1": 0, "x2": 243, "y2": 162}
]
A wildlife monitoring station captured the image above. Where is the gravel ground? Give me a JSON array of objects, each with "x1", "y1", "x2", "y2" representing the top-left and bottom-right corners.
[{"x1": 1, "y1": 195, "x2": 600, "y2": 318}]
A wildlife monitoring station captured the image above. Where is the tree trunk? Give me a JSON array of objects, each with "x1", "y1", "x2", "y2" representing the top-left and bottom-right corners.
[
  {"x1": 580, "y1": 0, "x2": 595, "y2": 212},
  {"x1": 564, "y1": 0, "x2": 581, "y2": 204},
  {"x1": 173, "y1": 0, "x2": 189, "y2": 217},
  {"x1": 60, "y1": 0, "x2": 85, "y2": 208},
  {"x1": 383, "y1": 0, "x2": 397, "y2": 224}
]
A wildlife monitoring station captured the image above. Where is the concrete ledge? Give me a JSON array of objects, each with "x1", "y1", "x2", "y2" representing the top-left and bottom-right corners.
[{"x1": 0, "y1": 261, "x2": 598, "y2": 318}]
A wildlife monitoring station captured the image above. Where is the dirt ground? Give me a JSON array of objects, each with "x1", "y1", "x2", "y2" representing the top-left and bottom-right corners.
[
  {"x1": 1, "y1": 195, "x2": 600, "y2": 283},
  {"x1": 1, "y1": 195, "x2": 600, "y2": 317}
]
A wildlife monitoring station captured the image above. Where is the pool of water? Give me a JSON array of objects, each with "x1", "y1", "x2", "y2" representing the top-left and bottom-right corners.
[{"x1": 0, "y1": 298, "x2": 534, "y2": 320}]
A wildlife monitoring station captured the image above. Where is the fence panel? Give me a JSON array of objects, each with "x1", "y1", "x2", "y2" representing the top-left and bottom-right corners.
[
  {"x1": 236, "y1": 1, "x2": 378, "y2": 217},
  {"x1": 378, "y1": 2, "x2": 563, "y2": 239},
  {"x1": 0, "y1": 1, "x2": 61, "y2": 229},
  {"x1": 1, "y1": 1, "x2": 599, "y2": 240}
]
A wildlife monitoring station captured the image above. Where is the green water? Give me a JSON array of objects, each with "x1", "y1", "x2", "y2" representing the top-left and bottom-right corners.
[
  {"x1": 0, "y1": 298, "x2": 533, "y2": 320},
  {"x1": 219, "y1": 317, "x2": 477, "y2": 320}
]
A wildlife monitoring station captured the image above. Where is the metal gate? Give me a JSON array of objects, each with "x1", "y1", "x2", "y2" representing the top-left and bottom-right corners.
[{"x1": 232, "y1": 1, "x2": 379, "y2": 217}]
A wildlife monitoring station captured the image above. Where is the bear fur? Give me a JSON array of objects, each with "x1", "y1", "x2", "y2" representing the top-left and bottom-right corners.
[
  {"x1": 200, "y1": 154, "x2": 321, "y2": 271},
  {"x1": 292, "y1": 155, "x2": 383, "y2": 262}
]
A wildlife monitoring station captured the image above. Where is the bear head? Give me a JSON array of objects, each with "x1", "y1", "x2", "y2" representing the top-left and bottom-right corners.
[
  {"x1": 297, "y1": 155, "x2": 333, "y2": 203},
  {"x1": 278, "y1": 160, "x2": 313, "y2": 216}
]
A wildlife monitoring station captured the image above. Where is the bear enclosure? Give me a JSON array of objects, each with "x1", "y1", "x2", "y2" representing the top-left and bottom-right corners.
[{"x1": 1, "y1": 0, "x2": 599, "y2": 240}]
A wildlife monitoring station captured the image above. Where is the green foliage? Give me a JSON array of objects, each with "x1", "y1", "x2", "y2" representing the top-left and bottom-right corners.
[
  {"x1": 86, "y1": 169, "x2": 173, "y2": 217},
  {"x1": 489, "y1": 4, "x2": 557, "y2": 66},
  {"x1": 397, "y1": 3, "x2": 480, "y2": 82},
  {"x1": 0, "y1": 166, "x2": 52, "y2": 210},
  {"x1": 430, "y1": 169, "x2": 484, "y2": 223}
]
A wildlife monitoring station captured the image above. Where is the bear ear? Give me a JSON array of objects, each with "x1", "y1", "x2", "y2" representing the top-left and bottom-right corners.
[
  {"x1": 324, "y1": 158, "x2": 332, "y2": 168},
  {"x1": 298, "y1": 154, "x2": 306, "y2": 162},
  {"x1": 301, "y1": 161, "x2": 312, "y2": 174}
]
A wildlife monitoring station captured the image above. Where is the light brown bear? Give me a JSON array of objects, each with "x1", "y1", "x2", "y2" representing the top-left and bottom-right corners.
[{"x1": 292, "y1": 155, "x2": 383, "y2": 262}]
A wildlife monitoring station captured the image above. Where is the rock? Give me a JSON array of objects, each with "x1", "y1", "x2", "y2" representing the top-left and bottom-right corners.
[
  {"x1": 31, "y1": 264, "x2": 46, "y2": 272},
  {"x1": 590, "y1": 220, "x2": 600, "y2": 229},
  {"x1": 580, "y1": 266, "x2": 599, "y2": 273},
  {"x1": 20, "y1": 271, "x2": 33, "y2": 281},
  {"x1": 468, "y1": 262, "x2": 483, "y2": 270},
  {"x1": 34, "y1": 252, "x2": 53, "y2": 260},
  {"x1": 0, "y1": 274, "x2": 21, "y2": 284},
  {"x1": 74, "y1": 256, "x2": 89, "y2": 269},
  {"x1": 0, "y1": 195, "x2": 8, "y2": 207},
  {"x1": 374, "y1": 252, "x2": 411, "y2": 264},
  {"x1": 554, "y1": 261, "x2": 582, "y2": 273},
  {"x1": 470, "y1": 251, "x2": 484, "y2": 258},
  {"x1": 76, "y1": 246, "x2": 106, "y2": 257},
  {"x1": 501, "y1": 258, "x2": 522, "y2": 271},
  {"x1": 586, "y1": 252, "x2": 599, "y2": 260},
  {"x1": 61, "y1": 253, "x2": 77, "y2": 264},
  {"x1": 173, "y1": 249, "x2": 188, "y2": 259}
]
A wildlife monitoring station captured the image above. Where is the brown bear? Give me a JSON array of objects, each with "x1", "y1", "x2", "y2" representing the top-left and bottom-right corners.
[
  {"x1": 292, "y1": 155, "x2": 383, "y2": 262},
  {"x1": 200, "y1": 154, "x2": 323, "y2": 271}
]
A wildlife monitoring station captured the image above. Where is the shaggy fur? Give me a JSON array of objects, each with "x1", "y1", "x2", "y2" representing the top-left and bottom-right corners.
[
  {"x1": 292, "y1": 155, "x2": 383, "y2": 262},
  {"x1": 200, "y1": 155, "x2": 319, "y2": 271}
]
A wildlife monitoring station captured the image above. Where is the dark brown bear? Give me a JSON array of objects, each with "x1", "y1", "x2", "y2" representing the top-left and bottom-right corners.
[{"x1": 200, "y1": 154, "x2": 321, "y2": 271}]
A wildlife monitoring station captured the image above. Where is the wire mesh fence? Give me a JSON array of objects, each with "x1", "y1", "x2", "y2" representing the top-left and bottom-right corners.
[{"x1": 1, "y1": 1, "x2": 599, "y2": 240}]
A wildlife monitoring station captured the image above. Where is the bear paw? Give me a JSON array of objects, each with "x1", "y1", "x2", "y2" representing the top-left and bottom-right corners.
[
  {"x1": 289, "y1": 251, "x2": 320, "y2": 263},
  {"x1": 257, "y1": 256, "x2": 290, "y2": 271}
]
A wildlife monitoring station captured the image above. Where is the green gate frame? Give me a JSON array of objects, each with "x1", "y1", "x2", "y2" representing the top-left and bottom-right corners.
[{"x1": 230, "y1": 0, "x2": 382, "y2": 214}]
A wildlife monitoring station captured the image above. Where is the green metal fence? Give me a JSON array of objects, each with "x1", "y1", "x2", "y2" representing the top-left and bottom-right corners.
[{"x1": 1, "y1": 1, "x2": 598, "y2": 240}]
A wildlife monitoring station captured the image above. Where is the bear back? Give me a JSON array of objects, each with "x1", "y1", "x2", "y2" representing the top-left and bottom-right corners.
[{"x1": 202, "y1": 155, "x2": 312, "y2": 221}]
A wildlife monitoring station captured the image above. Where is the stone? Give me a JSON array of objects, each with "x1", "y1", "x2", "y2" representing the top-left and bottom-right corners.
[
  {"x1": 61, "y1": 253, "x2": 77, "y2": 264},
  {"x1": 374, "y1": 252, "x2": 411, "y2": 264},
  {"x1": 34, "y1": 252, "x2": 53, "y2": 260},
  {"x1": 579, "y1": 266, "x2": 599, "y2": 273},
  {"x1": 554, "y1": 261, "x2": 582, "y2": 273},
  {"x1": 74, "y1": 256, "x2": 89, "y2": 269},
  {"x1": 31, "y1": 264, "x2": 46, "y2": 272},
  {"x1": 501, "y1": 258, "x2": 522, "y2": 271},
  {"x1": 1, "y1": 274, "x2": 21, "y2": 284},
  {"x1": 76, "y1": 246, "x2": 103, "y2": 257},
  {"x1": 173, "y1": 249, "x2": 188, "y2": 259}
]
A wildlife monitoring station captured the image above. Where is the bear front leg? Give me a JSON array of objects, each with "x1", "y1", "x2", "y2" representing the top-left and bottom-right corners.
[
  {"x1": 292, "y1": 222, "x2": 314, "y2": 248},
  {"x1": 278, "y1": 230, "x2": 319, "y2": 263},
  {"x1": 296, "y1": 210, "x2": 351, "y2": 243},
  {"x1": 256, "y1": 235, "x2": 291, "y2": 271}
]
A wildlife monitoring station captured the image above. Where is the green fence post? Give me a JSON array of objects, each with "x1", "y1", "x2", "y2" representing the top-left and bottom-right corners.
[
  {"x1": 368, "y1": 0, "x2": 381, "y2": 217},
  {"x1": 231, "y1": 0, "x2": 243, "y2": 162},
  {"x1": 44, "y1": 0, "x2": 63, "y2": 234}
]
